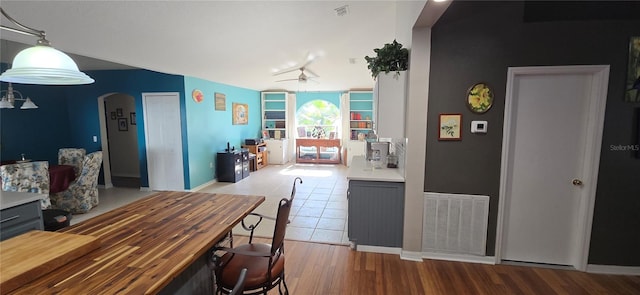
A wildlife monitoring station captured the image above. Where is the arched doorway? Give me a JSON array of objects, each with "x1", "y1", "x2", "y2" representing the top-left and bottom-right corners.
[{"x1": 99, "y1": 93, "x2": 141, "y2": 188}]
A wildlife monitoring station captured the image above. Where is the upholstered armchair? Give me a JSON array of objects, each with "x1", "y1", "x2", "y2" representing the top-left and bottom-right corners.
[
  {"x1": 0, "y1": 161, "x2": 52, "y2": 209},
  {"x1": 50, "y1": 151, "x2": 103, "y2": 214},
  {"x1": 58, "y1": 148, "x2": 86, "y2": 177}
]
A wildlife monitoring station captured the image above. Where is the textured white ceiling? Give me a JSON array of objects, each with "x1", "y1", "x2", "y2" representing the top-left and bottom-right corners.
[{"x1": 1, "y1": 1, "x2": 440, "y2": 92}]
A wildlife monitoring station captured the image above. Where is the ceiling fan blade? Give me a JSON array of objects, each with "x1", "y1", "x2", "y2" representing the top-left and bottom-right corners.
[
  {"x1": 273, "y1": 66, "x2": 301, "y2": 76},
  {"x1": 275, "y1": 78, "x2": 300, "y2": 82},
  {"x1": 300, "y1": 55, "x2": 315, "y2": 68},
  {"x1": 304, "y1": 67, "x2": 319, "y2": 78}
]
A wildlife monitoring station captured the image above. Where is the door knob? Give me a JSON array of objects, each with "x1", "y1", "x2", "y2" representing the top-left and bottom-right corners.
[{"x1": 572, "y1": 179, "x2": 583, "y2": 186}]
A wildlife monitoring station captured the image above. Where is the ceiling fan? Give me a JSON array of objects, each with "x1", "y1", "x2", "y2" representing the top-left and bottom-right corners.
[{"x1": 273, "y1": 53, "x2": 320, "y2": 83}]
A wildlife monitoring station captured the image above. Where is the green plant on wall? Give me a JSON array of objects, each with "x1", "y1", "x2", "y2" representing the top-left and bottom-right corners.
[{"x1": 364, "y1": 39, "x2": 409, "y2": 79}]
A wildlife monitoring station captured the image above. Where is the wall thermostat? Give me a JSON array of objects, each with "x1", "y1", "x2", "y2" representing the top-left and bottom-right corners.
[{"x1": 471, "y1": 121, "x2": 488, "y2": 133}]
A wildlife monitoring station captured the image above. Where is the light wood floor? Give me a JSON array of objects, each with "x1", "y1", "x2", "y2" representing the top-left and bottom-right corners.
[{"x1": 233, "y1": 236, "x2": 640, "y2": 295}]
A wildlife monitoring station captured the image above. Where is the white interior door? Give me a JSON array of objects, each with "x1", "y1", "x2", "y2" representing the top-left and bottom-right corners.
[
  {"x1": 142, "y1": 92, "x2": 184, "y2": 191},
  {"x1": 499, "y1": 66, "x2": 608, "y2": 269}
]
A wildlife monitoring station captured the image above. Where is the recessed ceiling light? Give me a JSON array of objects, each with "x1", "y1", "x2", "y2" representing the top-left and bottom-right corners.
[{"x1": 335, "y1": 5, "x2": 349, "y2": 17}]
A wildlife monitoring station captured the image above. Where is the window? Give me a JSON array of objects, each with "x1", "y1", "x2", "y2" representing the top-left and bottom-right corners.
[{"x1": 295, "y1": 100, "x2": 340, "y2": 139}]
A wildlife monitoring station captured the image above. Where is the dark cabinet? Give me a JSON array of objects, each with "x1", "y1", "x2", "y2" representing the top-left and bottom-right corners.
[
  {"x1": 347, "y1": 180, "x2": 404, "y2": 248},
  {"x1": 1, "y1": 200, "x2": 44, "y2": 241},
  {"x1": 217, "y1": 150, "x2": 250, "y2": 183}
]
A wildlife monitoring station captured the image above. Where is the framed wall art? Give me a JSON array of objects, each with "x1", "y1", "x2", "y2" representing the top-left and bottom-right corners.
[
  {"x1": 130, "y1": 112, "x2": 136, "y2": 125},
  {"x1": 466, "y1": 82, "x2": 493, "y2": 113},
  {"x1": 215, "y1": 92, "x2": 226, "y2": 111},
  {"x1": 118, "y1": 118, "x2": 128, "y2": 131},
  {"x1": 439, "y1": 113, "x2": 462, "y2": 141},
  {"x1": 232, "y1": 103, "x2": 248, "y2": 125},
  {"x1": 192, "y1": 89, "x2": 204, "y2": 103}
]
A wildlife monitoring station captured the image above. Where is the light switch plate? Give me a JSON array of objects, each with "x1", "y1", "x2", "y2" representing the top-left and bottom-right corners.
[{"x1": 471, "y1": 121, "x2": 488, "y2": 133}]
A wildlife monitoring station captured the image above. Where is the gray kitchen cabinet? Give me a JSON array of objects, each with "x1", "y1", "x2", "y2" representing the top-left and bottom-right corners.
[
  {"x1": 0, "y1": 200, "x2": 44, "y2": 241},
  {"x1": 348, "y1": 180, "x2": 404, "y2": 247}
]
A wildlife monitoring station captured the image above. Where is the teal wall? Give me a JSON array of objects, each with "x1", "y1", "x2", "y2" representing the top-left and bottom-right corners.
[
  {"x1": 295, "y1": 91, "x2": 342, "y2": 110},
  {"x1": 183, "y1": 76, "x2": 261, "y2": 188}
]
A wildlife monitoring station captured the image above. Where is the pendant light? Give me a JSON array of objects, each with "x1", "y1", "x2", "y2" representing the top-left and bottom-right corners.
[
  {"x1": 0, "y1": 82, "x2": 38, "y2": 109},
  {"x1": 0, "y1": 7, "x2": 94, "y2": 85}
]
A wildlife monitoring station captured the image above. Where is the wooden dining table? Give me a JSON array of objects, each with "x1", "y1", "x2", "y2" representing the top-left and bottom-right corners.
[{"x1": 4, "y1": 191, "x2": 264, "y2": 294}]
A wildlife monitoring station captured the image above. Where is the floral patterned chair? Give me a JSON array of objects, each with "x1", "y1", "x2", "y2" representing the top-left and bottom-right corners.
[
  {"x1": 0, "y1": 161, "x2": 52, "y2": 209},
  {"x1": 58, "y1": 148, "x2": 86, "y2": 178},
  {"x1": 50, "y1": 151, "x2": 103, "y2": 214}
]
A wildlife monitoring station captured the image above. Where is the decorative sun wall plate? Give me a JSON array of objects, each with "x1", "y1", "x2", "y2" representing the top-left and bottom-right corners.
[
  {"x1": 466, "y1": 82, "x2": 493, "y2": 114},
  {"x1": 192, "y1": 89, "x2": 204, "y2": 103}
]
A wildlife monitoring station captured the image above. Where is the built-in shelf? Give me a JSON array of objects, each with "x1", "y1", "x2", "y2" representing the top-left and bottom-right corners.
[
  {"x1": 262, "y1": 92, "x2": 287, "y2": 139},
  {"x1": 348, "y1": 91, "x2": 374, "y2": 140}
]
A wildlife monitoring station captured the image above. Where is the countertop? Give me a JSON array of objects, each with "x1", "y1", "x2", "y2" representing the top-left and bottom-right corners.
[
  {"x1": 0, "y1": 191, "x2": 45, "y2": 210},
  {"x1": 347, "y1": 156, "x2": 405, "y2": 182},
  {"x1": 7, "y1": 191, "x2": 264, "y2": 294}
]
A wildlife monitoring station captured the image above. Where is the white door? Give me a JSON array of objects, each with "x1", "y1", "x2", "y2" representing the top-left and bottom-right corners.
[
  {"x1": 142, "y1": 92, "x2": 185, "y2": 191},
  {"x1": 499, "y1": 66, "x2": 608, "y2": 269}
]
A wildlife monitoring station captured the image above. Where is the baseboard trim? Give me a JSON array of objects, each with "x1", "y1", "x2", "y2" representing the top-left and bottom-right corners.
[
  {"x1": 190, "y1": 179, "x2": 218, "y2": 192},
  {"x1": 586, "y1": 264, "x2": 640, "y2": 275},
  {"x1": 98, "y1": 183, "x2": 113, "y2": 189},
  {"x1": 401, "y1": 250, "x2": 423, "y2": 262},
  {"x1": 356, "y1": 245, "x2": 402, "y2": 255},
  {"x1": 140, "y1": 187, "x2": 152, "y2": 192},
  {"x1": 422, "y1": 252, "x2": 495, "y2": 265}
]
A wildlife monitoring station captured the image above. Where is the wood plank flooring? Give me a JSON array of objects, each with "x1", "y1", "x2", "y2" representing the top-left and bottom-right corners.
[{"x1": 232, "y1": 236, "x2": 640, "y2": 295}]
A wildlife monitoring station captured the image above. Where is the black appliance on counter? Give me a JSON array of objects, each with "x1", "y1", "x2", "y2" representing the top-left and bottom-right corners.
[
  {"x1": 244, "y1": 138, "x2": 263, "y2": 145},
  {"x1": 216, "y1": 149, "x2": 250, "y2": 183}
]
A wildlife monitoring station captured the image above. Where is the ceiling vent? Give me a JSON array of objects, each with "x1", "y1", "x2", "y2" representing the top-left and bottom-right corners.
[{"x1": 334, "y1": 5, "x2": 349, "y2": 17}]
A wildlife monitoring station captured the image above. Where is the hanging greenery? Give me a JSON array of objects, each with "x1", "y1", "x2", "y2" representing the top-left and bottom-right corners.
[{"x1": 364, "y1": 39, "x2": 409, "y2": 79}]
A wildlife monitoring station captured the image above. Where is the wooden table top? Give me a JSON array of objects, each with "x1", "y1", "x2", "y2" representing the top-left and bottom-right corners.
[{"x1": 6, "y1": 191, "x2": 264, "y2": 295}]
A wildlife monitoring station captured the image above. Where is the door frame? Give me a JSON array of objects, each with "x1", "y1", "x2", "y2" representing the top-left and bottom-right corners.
[
  {"x1": 98, "y1": 92, "x2": 118, "y2": 189},
  {"x1": 495, "y1": 65, "x2": 609, "y2": 271}
]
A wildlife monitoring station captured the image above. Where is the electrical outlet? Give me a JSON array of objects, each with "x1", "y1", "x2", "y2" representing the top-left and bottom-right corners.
[
  {"x1": 93, "y1": 135, "x2": 98, "y2": 142},
  {"x1": 209, "y1": 162, "x2": 213, "y2": 168}
]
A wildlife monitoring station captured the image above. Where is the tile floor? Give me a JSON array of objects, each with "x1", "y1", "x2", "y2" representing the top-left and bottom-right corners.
[{"x1": 73, "y1": 163, "x2": 350, "y2": 245}]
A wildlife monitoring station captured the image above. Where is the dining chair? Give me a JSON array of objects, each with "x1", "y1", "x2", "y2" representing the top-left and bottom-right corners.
[
  {"x1": 58, "y1": 148, "x2": 86, "y2": 178},
  {"x1": 0, "y1": 161, "x2": 52, "y2": 209},
  {"x1": 50, "y1": 151, "x2": 103, "y2": 214},
  {"x1": 211, "y1": 177, "x2": 302, "y2": 295},
  {"x1": 229, "y1": 268, "x2": 248, "y2": 295}
]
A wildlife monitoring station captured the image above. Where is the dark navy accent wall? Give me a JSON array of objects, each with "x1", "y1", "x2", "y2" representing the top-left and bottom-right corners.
[
  {"x1": 427, "y1": 1, "x2": 640, "y2": 265},
  {"x1": 69, "y1": 69, "x2": 185, "y2": 188},
  {"x1": 0, "y1": 80, "x2": 71, "y2": 163}
]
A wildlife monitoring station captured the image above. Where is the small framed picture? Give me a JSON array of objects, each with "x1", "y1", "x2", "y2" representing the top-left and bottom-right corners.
[
  {"x1": 466, "y1": 82, "x2": 493, "y2": 114},
  {"x1": 130, "y1": 112, "x2": 136, "y2": 125},
  {"x1": 215, "y1": 92, "x2": 226, "y2": 111},
  {"x1": 110, "y1": 112, "x2": 116, "y2": 120},
  {"x1": 262, "y1": 130, "x2": 270, "y2": 139},
  {"x1": 118, "y1": 118, "x2": 128, "y2": 131},
  {"x1": 232, "y1": 103, "x2": 248, "y2": 125},
  {"x1": 439, "y1": 114, "x2": 462, "y2": 141}
]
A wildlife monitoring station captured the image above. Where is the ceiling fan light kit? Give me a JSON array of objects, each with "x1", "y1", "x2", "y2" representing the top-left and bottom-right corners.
[{"x1": 273, "y1": 52, "x2": 320, "y2": 84}]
